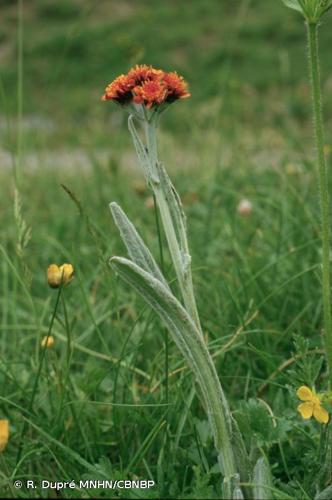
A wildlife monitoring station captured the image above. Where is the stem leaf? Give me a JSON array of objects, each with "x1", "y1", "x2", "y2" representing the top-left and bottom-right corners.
[
  {"x1": 109, "y1": 256, "x2": 203, "y2": 360},
  {"x1": 109, "y1": 256, "x2": 240, "y2": 481},
  {"x1": 282, "y1": 0, "x2": 302, "y2": 12},
  {"x1": 128, "y1": 115, "x2": 159, "y2": 183},
  {"x1": 315, "y1": 485, "x2": 332, "y2": 500},
  {"x1": 110, "y1": 202, "x2": 169, "y2": 288},
  {"x1": 157, "y1": 162, "x2": 189, "y2": 260},
  {"x1": 282, "y1": 0, "x2": 332, "y2": 21}
]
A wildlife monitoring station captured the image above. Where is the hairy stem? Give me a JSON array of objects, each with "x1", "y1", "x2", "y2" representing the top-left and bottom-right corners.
[
  {"x1": 307, "y1": 21, "x2": 332, "y2": 387},
  {"x1": 144, "y1": 120, "x2": 203, "y2": 334}
]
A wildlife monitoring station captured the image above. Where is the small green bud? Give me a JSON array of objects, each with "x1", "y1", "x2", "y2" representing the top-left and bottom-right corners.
[{"x1": 282, "y1": 0, "x2": 332, "y2": 23}]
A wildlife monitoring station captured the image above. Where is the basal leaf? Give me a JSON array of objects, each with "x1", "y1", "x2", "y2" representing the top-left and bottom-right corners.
[{"x1": 109, "y1": 257, "x2": 234, "y2": 440}]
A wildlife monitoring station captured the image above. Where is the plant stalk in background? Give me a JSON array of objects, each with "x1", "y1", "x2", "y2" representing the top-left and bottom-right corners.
[
  {"x1": 307, "y1": 21, "x2": 332, "y2": 387},
  {"x1": 282, "y1": 0, "x2": 332, "y2": 386}
]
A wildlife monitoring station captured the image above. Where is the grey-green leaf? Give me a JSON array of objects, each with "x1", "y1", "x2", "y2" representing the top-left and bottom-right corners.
[
  {"x1": 232, "y1": 487, "x2": 244, "y2": 500},
  {"x1": 109, "y1": 202, "x2": 169, "y2": 289},
  {"x1": 109, "y1": 256, "x2": 205, "y2": 360},
  {"x1": 231, "y1": 418, "x2": 251, "y2": 499},
  {"x1": 253, "y1": 457, "x2": 273, "y2": 500},
  {"x1": 109, "y1": 256, "x2": 233, "y2": 433},
  {"x1": 128, "y1": 115, "x2": 150, "y2": 180},
  {"x1": 282, "y1": 0, "x2": 332, "y2": 20},
  {"x1": 157, "y1": 162, "x2": 188, "y2": 254},
  {"x1": 315, "y1": 485, "x2": 332, "y2": 500},
  {"x1": 281, "y1": 0, "x2": 302, "y2": 12},
  {"x1": 128, "y1": 115, "x2": 159, "y2": 184},
  {"x1": 110, "y1": 256, "x2": 246, "y2": 489}
]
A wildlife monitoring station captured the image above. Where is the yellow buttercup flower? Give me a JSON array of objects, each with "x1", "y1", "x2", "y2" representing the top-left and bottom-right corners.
[
  {"x1": 41, "y1": 335, "x2": 55, "y2": 348},
  {"x1": 0, "y1": 419, "x2": 9, "y2": 452},
  {"x1": 47, "y1": 263, "x2": 74, "y2": 288},
  {"x1": 297, "y1": 386, "x2": 329, "y2": 424}
]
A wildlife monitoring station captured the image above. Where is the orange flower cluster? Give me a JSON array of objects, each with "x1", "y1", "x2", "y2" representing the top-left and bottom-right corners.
[{"x1": 102, "y1": 65, "x2": 190, "y2": 109}]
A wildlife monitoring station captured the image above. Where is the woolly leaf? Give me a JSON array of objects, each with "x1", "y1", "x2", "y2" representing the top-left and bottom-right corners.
[
  {"x1": 315, "y1": 485, "x2": 332, "y2": 500},
  {"x1": 253, "y1": 457, "x2": 273, "y2": 500},
  {"x1": 109, "y1": 256, "x2": 239, "y2": 480},
  {"x1": 110, "y1": 202, "x2": 169, "y2": 289}
]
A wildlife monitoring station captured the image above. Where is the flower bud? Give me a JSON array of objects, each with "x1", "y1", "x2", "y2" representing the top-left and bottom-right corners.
[
  {"x1": 47, "y1": 263, "x2": 74, "y2": 288},
  {"x1": 41, "y1": 335, "x2": 55, "y2": 348}
]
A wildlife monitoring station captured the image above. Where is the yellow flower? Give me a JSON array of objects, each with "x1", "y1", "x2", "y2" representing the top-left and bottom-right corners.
[
  {"x1": 0, "y1": 420, "x2": 9, "y2": 452},
  {"x1": 297, "y1": 386, "x2": 329, "y2": 424},
  {"x1": 41, "y1": 335, "x2": 55, "y2": 348},
  {"x1": 47, "y1": 263, "x2": 74, "y2": 288}
]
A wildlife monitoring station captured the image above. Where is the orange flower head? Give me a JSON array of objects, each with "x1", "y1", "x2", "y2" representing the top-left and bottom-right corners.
[
  {"x1": 102, "y1": 74, "x2": 133, "y2": 104},
  {"x1": 127, "y1": 64, "x2": 162, "y2": 85},
  {"x1": 102, "y1": 65, "x2": 190, "y2": 110},
  {"x1": 133, "y1": 79, "x2": 167, "y2": 109},
  {"x1": 162, "y1": 71, "x2": 191, "y2": 102}
]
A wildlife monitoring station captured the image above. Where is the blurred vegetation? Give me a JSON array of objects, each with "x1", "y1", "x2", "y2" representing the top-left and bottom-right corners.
[
  {"x1": 0, "y1": 0, "x2": 332, "y2": 149},
  {"x1": 1, "y1": 1, "x2": 332, "y2": 498}
]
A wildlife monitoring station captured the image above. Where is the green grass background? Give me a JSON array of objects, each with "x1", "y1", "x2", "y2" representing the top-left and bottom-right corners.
[{"x1": 1, "y1": 0, "x2": 332, "y2": 498}]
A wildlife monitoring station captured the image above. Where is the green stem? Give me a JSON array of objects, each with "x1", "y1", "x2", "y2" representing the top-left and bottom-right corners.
[
  {"x1": 307, "y1": 21, "x2": 332, "y2": 388},
  {"x1": 141, "y1": 121, "x2": 238, "y2": 495},
  {"x1": 153, "y1": 192, "x2": 170, "y2": 487},
  {"x1": 144, "y1": 121, "x2": 203, "y2": 335},
  {"x1": 153, "y1": 193, "x2": 165, "y2": 270},
  {"x1": 0, "y1": 455, "x2": 16, "y2": 497},
  {"x1": 16, "y1": 286, "x2": 62, "y2": 464},
  {"x1": 152, "y1": 193, "x2": 169, "y2": 402},
  {"x1": 62, "y1": 292, "x2": 72, "y2": 370},
  {"x1": 196, "y1": 342, "x2": 237, "y2": 493}
]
